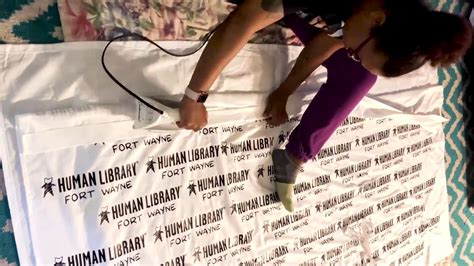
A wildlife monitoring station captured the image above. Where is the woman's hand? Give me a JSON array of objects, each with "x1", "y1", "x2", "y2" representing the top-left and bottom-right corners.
[
  {"x1": 177, "y1": 96, "x2": 208, "y2": 131},
  {"x1": 263, "y1": 90, "x2": 290, "y2": 126}
]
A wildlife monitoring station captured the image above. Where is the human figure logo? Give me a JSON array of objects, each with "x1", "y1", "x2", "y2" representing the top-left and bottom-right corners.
[
  {"x1": 221, "y1": 142, "x2": 229, "y2": 155},
  {"x1": 257, "y1": 165, "x2": 265, "y2": 178},
  {"x1": 193, "y1": 247, "x2": 202, "y2": 262},
  {"x1": 154, "y1": 226, "x2": 164, "y2": 243},
  {"x1": 41, "y1": 178, "x2": 56, "y2": 198},
  {"x1": 278, "y1": 131, "x2": 287, "y2": 144},
  {"x1": 53, "y1": 257, "x2": 65, "y2": 266},
  {"x1": 146, "y1": 156, "x2": 157, "y2": 173},
  {"x1": 187, "y1": 181, "x2": 197, "y2": 195},
  {"x1": 99, "y1": 206, "x2": 110, "y2": 225},
  {"x1": 230, "y1": 201, "x2": 237, "y2": 215},
  {"x1": 263, "y1": 220, "x2": 270, "y2": 233}
]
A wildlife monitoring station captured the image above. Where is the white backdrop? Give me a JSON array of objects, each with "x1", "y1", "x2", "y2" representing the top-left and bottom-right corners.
[{"x1": 0, "y1": 42, "x2": 451, "y2": 265}]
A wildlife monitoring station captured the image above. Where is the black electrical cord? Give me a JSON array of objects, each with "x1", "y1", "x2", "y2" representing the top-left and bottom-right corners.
[{"x1": 101, "y1": 25, "x2": 220, "y2": 115}]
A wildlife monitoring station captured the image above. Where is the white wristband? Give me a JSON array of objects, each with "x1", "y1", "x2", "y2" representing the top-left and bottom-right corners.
[
  {"x1": 185, "y1": 87, "x2": 208, "y2": 103},
  {"x1": 185, "y1": 87, "x2": 200, "y2": 101}
]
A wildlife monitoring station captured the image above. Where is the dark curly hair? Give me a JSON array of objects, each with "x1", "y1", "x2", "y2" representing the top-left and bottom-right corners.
[{"x1": 373, "y1": 0, "x2": 472, "y2": 77}]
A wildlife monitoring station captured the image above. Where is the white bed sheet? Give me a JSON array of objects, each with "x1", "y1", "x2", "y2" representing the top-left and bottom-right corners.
[{"x1": 0, "y1": 41, "x2": 451, "y2": 265}]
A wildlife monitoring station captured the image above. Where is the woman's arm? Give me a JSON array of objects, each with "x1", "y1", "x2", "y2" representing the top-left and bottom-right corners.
[
  {"x1": 265, "y1": 33, "x2": 343, "y2": 125},
  {"x1": 188, "y1": 0, "x2": 285, "y2": 92},
  {"x1": 278, "y1": 33, "x2": 343, "y2": 97},
  {"x1": 179, "y1": 0, "x2": 285, "y2": 131}
]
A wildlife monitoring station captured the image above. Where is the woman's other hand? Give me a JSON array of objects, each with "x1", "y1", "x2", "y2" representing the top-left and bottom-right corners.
[{"x1": 263, "y1": 89, "x2": 290, "y2": 126}]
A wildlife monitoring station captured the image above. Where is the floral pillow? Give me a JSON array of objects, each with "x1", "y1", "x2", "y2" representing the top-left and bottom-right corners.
[{"x1": 58, "y1": 0, "x2": 300, "y2": 44}]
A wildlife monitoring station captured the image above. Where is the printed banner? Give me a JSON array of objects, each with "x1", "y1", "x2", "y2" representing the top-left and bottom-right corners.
[
  {"x1": 0, "y1": 41, "x2": 450, "y2": 266},
  {"x1": 19, "y1": 111, "x2": 451, "y2": 266}
]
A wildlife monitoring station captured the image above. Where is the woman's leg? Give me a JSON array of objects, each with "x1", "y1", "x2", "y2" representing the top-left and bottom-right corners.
[
  {"x1": 271, "y1": 14, "x2": 322, "y2": 212},
  {"x1": 273, "y1": 48, "x2": 377, "y2": 212}
]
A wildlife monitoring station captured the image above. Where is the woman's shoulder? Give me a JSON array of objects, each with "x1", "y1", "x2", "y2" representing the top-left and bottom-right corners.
[{"x1": 325, "y1": 49, "x2": 378, "y2": 87}]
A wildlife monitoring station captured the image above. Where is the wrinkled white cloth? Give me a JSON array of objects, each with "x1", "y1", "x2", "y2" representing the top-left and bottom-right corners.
[{"x1": 0, "y1": 41, "x2": 452, "y2": 266}]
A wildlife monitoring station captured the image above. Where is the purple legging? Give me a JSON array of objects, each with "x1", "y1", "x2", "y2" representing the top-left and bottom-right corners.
[{"x1": 282, "y1": 15, "x2": 378, "y2": 162}]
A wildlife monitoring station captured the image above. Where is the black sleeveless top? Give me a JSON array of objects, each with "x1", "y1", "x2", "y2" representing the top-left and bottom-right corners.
[{"x1": 282, "y1": 0, "x2": 362, "y2": 37}]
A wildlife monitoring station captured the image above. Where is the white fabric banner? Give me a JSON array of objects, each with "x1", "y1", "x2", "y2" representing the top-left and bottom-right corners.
[{"x1": 0, "y1": 42, "x2": 451, "y2": 266}]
